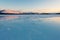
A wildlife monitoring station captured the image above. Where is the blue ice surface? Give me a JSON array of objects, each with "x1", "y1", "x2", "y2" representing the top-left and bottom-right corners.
[{"x1": 0, "y1": 15, "x2": 60, "y2": 40}]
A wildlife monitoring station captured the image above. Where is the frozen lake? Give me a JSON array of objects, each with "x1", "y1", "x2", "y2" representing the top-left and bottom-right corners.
[{"x1": 0, "y1": 15, "x2": 60, "y2": 40}]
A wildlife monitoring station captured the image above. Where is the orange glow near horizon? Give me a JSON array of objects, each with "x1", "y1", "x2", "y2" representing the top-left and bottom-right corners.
[
  {"x1": 31, "y1": 8, "x2": 60, "y2": 13},
  {"x1": 1, "y1": 8, "x2": 60, "y2": 13}
]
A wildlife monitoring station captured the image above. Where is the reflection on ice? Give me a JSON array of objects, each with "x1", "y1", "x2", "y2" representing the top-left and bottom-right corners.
[
  {"x1": 0, "y1": 15, "x2": 60, "y2": 23},
  {"x1": 0, "y1": 16, "x2": 19, "y2": 21},
  {"x1": 32, "y1": 17, "x2": 60, "y2": 23}
]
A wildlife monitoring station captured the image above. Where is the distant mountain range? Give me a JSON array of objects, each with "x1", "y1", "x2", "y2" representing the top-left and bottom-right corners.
[
  {"x1": 0, "y1": 9, "x2": 21, "y2": 14},
  {"x1": 0, "y1": 9, "x2": 60, "y2": 15}
]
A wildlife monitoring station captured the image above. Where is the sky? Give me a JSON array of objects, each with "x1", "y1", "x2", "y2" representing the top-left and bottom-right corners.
[{"x1": 0, "y1": 0, "x2": 60, "y2": 12}]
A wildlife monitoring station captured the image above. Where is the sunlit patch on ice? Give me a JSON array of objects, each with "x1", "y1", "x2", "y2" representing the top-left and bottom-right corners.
[{"x1": 7, "y1": 28, "x2": 11, "y2": 30}]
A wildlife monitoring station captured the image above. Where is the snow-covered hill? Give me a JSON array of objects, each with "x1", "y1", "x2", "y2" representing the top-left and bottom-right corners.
[{"x1": 0, "y1": 9, "x2": 21, "y2": 14}]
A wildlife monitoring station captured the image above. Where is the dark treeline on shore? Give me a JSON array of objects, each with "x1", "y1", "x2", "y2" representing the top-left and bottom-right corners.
[{"x1": 0, "y1": 13, "x2": 60, "y2": 15}]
